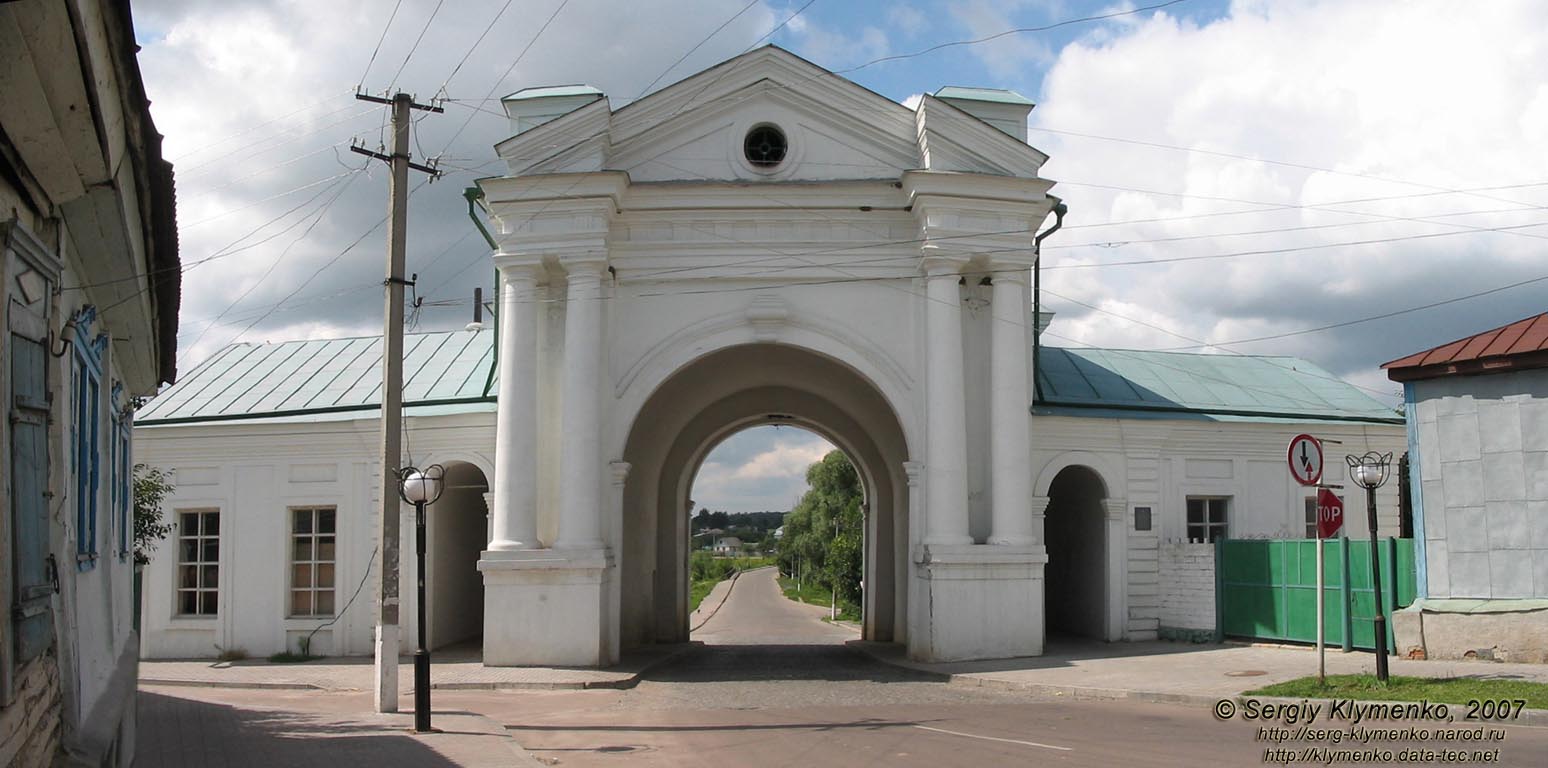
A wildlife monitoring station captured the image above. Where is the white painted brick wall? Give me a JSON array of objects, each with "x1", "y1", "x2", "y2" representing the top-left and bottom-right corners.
[{"x1": 1160, "y1": 542, "x2": 1216, "y2": 631}]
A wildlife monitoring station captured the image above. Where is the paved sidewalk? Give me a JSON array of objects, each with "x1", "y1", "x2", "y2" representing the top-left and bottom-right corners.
[
  {"x1": 138, "y1": 685, "x2": 544, "y2": 767},
  {"x1": 854, "y1": 638, "x2": 1548, "y2": 706},
  {"x1": 140, "y1": 644, "x2": 689, "y2": 692}
]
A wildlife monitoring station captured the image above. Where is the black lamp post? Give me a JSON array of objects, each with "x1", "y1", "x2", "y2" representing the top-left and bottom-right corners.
[
  {"x1": 397, "y1": 464, "x2": 445, "y2": 732},
  {"x1": 1346, "y1": 451, "x2": 1392, "y2": 682}
]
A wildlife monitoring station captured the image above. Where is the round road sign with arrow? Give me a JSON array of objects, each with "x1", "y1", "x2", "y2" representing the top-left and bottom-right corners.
[{"x1": 1288, "y1": 433, "x2": 1323, "y2": 486}]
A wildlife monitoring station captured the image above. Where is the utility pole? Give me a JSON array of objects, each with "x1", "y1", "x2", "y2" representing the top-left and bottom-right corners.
[{"x1": 352, "y1": 90, "x2": 442, "y2": 714}]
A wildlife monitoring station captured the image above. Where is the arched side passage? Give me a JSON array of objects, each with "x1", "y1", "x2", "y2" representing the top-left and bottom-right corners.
[
  {"x1": 422, "y1": 461, "x2": 489, "y2": 652},
  {"x1": 1041, "y1": 463, "x2": 1128, "y2": 643},
  {"x1": 617, "y1": 344, "x2": 911, "y2": 651}
]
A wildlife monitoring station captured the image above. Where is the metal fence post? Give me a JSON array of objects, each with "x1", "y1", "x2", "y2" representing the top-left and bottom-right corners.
[
  {"x1": 1213, "y1": 536, "x2": 1225, "y2": 644},
  {"x1": 1340, "y1": 536, "x2": 1353, "y2": 652}
]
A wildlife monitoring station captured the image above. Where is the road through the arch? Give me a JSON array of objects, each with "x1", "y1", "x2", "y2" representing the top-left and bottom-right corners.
[{"x1": 692, "y1": 566, "x2": 858, "y2": 646}]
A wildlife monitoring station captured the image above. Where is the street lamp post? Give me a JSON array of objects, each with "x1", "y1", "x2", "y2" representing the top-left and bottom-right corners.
[
  {"x1": 397, "y1": 464, "x2": 445, "y2": 732},
  {"x1": 1346, "y1": 451, "x2": 1392, "y2": 682}
]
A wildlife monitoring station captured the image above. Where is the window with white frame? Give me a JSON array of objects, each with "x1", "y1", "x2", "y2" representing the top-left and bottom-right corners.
[
  {"x1": 1186, "y1": 496, "x2": 1229, "y2": 542},
  {"x1": 290, "y1": 507, "x2": 337, "y2": 617},
  {"x1": 176, "y1": 509, "x2": 220, "y2": 615}
]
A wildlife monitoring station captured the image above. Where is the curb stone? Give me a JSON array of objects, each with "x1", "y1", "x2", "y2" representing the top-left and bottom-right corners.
[{"x1": 689, "y1": 568, "x2": 747, "y2": 632}]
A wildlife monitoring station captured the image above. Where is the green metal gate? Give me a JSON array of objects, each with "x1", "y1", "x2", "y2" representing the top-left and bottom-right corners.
[{"x1": 1217, "y1": 538, "x2": 1416, "y2": 652}]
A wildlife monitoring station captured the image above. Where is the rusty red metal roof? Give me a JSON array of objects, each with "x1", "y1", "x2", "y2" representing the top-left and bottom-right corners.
[{"x1": 1384, "y1": 313, "x2": 1548, "y2": 382}]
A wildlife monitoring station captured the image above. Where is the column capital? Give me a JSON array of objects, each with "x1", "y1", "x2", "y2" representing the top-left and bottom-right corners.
[
  {"x1": 903, "y1": 461, "x2": 924, "y2": 486},
  {"x1": 989, "y1": 266, "x2": 1029, "y2": 287},
  {"x1": 482, "y1": 492, "x2": 495, "y2": 515},
  {"x1": 559, "y1": 253, "x2": 609, "y2": 277},
  {"x1": 610, "y1": 461, "x2": 632, "y2": 487},
  {"x1": 495, "y1": 260, "x2": 546, "y2": 281},
  {"x1": 919, "y1": 253, "x2": 969, "y2": 276},
  {"x1": 1104, "y1": 499, "x2": 1128, "y2": 522},
  {"x1": 1030, "y1": 495, "x2": 1051, "y2": 515}
]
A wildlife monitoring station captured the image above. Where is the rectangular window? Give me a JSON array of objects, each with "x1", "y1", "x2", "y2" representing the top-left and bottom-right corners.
[
  {"x1": 176, "y1": 509, "x2": 220, "y2": 616},
  {"x1": 1186, "y1": 496, "x2": 1229, "y2": 542},
  {"x1": 289, "y1": 507, "x2": 337, "y2": 617},
  {"x1": 72, "y1": 349, "x2": 101, "y2": 568},
  {"x1": 115, "y1": 420, "x2": 131, "y2": 559}
]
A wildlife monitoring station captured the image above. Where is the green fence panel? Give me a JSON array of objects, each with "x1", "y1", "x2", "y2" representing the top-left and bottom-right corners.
[{"x1": 1218, "y1": 538, "x2": 1413, "y2": 651}]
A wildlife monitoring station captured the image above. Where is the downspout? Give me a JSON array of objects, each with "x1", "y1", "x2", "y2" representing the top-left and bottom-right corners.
[
  {"x1": 465, "y1": 187, "x2": 501, "y2": 397},
  {"x1": 1031, "y1": 201, "x2": 1066, "y2": 406}
]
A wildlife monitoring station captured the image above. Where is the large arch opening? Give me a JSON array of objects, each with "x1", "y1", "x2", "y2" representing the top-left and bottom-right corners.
[
  {"x1": 618, "y1": 344, "x2": 910, "y2": 651},
  {"x1": 1044, "y1": 465, "x2": 1108, "y2": 641},
  {"x1": 427, "y1": 461, "x2": 488, "y2": 652}
]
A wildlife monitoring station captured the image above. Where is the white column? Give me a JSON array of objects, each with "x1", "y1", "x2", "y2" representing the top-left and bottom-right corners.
[
  {"x1": 989, "y1": 269, "x2": 1035, "y2": 545},
  {"x1": 922, "y1": 258, "x2": 972, "y2": 546},
  {"x1": 489, "y1": 265, "x2": 540, "y2": 550},
  {"x1": 556, "y1": 258, "x2": 607, "y2": 550}
]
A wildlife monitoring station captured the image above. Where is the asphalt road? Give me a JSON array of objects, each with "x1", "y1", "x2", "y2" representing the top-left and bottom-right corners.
[{"x1": 444, "y1": 568, "x2": 1548, "y2": 767}]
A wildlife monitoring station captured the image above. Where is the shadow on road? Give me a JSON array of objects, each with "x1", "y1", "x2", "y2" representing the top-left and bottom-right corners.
[
  {"x1": 640, "y1": 642, "x2": 948, "y2": 684},
  {"x1": 136, "y1": 690, "x2": 462, "y2": 767}
]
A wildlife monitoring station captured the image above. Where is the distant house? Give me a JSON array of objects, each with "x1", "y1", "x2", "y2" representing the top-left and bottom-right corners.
[
  {"x1": 1384, "y1": 313, "x2": 1548, "y2": 663},
  {"x1": 712, "y1": 537, "x2": 743, "y2": 555},
  {"x1": 0, "y1": 2, "x2": 180, "y2": 765}
]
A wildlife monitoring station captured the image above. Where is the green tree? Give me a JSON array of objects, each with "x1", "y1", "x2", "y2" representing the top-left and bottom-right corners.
[
  {"x1": 133, "y1": 464, "x2": 175, "y2": 566},
  {"x1": 776, "y1": 451, "x2": 864, "y2": 609}
]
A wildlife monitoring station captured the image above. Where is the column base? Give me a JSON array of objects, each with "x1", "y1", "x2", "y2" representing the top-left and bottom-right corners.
[
  {"x1": 479, "y1": 548, "x2": 614, "y2": 667},
  {"x1": 908, "y1": 544, "x2": 1048, "y2": 662}
]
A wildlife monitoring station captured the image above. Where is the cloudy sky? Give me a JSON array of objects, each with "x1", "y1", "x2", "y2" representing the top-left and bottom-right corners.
[{"x1": 132, "y1": 0, "x2": 1547, "y2": 513}]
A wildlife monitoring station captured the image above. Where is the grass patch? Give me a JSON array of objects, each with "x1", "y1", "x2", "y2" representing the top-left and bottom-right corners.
[
  {"x1": 777, "y1": 576, "x2": 860, "y2": 622},
  {"x1": 689, "y1": 579, "x2": 718, "y2": 612},
  {"x1": 1247, "y1": 674, "x2": 1548, "y2": 710},
  {"x1": 266, "y1": 652, "x2": 320, "y2": 664}
]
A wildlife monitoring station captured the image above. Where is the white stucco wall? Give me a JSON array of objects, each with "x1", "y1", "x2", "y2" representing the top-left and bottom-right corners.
[
  {"x1": 1160, "y1": 542, "x2": 1217, "y2": 632},
  {"x1": 134, "y1": 411, "x2": 494, "y2": 659},
  {"x1": 1031, "y1": 414, "x2": 1408, "y2": 641},
  {"x1": 1411, "y1": 369, "x2": 1548, "y2": 599}
]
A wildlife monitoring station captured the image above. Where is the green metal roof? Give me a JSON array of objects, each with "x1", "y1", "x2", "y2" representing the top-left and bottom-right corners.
[
  {"x1": 1035, "y1": 347, "x2": 1401, "y2": 424},
  {"x1": 136, "y1": 329, "x2": 496, "y2": 425},
  {"x1": 934, "y1": 86, "x2": 1034, "y2": 106},
  {"x1": 138, "y1": 330, "x2": 1398, "y2": 426}
]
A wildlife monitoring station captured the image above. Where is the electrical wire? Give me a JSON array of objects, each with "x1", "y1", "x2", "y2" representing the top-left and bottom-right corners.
[
  {"x1": 387, "y1": 0, "x2": 447, "y2": 94},
  {"x1": 359, "y1": 0, "x2": 407, "y2": 88}
]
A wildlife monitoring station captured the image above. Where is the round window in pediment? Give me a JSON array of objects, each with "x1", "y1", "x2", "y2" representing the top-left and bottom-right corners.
[{"x1": 743, "y1": 124, "x2": 788, "y2": 168}]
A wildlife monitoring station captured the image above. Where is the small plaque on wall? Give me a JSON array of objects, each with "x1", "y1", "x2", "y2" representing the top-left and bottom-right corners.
[{"x1": 1134, "y1": 506, "x2": 1152, "y2": 531}]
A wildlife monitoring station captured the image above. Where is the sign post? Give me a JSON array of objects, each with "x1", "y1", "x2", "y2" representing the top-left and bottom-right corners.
[
  {"x1": 1288, "y1": 434, "x2": 1333, "y2": 683},
  {"x1": 1314, "y1": 487, "x2": 1344, "y2": 682}
]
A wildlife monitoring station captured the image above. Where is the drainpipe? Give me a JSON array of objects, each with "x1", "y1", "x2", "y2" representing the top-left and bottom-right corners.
[
  {"x1": 1031, "y1": 201, "x2": 1066, "y2": 405},
  {"x1": 465, "y1": 187, "x2": 501, "y2": 397}
]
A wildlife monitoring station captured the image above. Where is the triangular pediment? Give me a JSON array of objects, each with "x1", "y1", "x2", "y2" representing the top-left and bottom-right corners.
[{"x1": 493, "y1": 46, "x2": 1049, "y2": 181}]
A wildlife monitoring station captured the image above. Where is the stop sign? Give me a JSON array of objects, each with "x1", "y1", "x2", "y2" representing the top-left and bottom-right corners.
[{"x1": 1316, "y1": 488, "x2": 1344, "y2": 539}]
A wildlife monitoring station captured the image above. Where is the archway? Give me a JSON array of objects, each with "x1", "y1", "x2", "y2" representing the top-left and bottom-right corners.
[
  {"x1": 618, "y1": 344, "x2": 910, "y2": 651},
  {"x1": 1043, "y1": 465, "x2": 1108, "y2": 641},
  {"x1": 427, "y1": 461, "x2": 488, "y2": 652}
]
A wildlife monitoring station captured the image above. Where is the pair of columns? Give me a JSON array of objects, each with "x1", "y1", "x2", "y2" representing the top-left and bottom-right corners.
[
  {"x1": 488, "y1": 258, "x2": 607, "y2": 552},
  {"x1": 922, "y1": 258, "x2": 1036, "y2": 547}
]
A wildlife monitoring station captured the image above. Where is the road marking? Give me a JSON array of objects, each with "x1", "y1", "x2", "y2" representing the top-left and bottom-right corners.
[{"x1": 913, "y1": 725, "x2": 1073, "y2": 751}]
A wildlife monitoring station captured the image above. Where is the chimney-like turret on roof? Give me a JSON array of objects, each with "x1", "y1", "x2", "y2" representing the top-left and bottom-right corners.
[
  {"x1": 933, "y1": 86, "x2": 1035, "y2": 141},
  {"x1": 500, "y1": 84, "x2": 605, "y2": 136}
]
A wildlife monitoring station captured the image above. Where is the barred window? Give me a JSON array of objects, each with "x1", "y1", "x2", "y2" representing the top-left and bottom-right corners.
[
  {"x1": 176, "y1": 510, "x2": 220, "y2": 615},
  {"x1": 1186, "y1": 497, "x2": 1229, "y2": 543},
  {"x1": 290, "y1": 507, "x2": 337, "y2": 617}
]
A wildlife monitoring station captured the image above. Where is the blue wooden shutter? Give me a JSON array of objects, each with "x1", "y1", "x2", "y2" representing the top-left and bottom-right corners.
[{"x1": 10, "y1": 334, "x2": 54, "y2": 661}]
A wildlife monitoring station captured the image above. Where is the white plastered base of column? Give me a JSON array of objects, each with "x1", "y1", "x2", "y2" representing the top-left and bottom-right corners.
[{"x1": 373, "y1": 624, "x2": 399, "y2": 712}]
